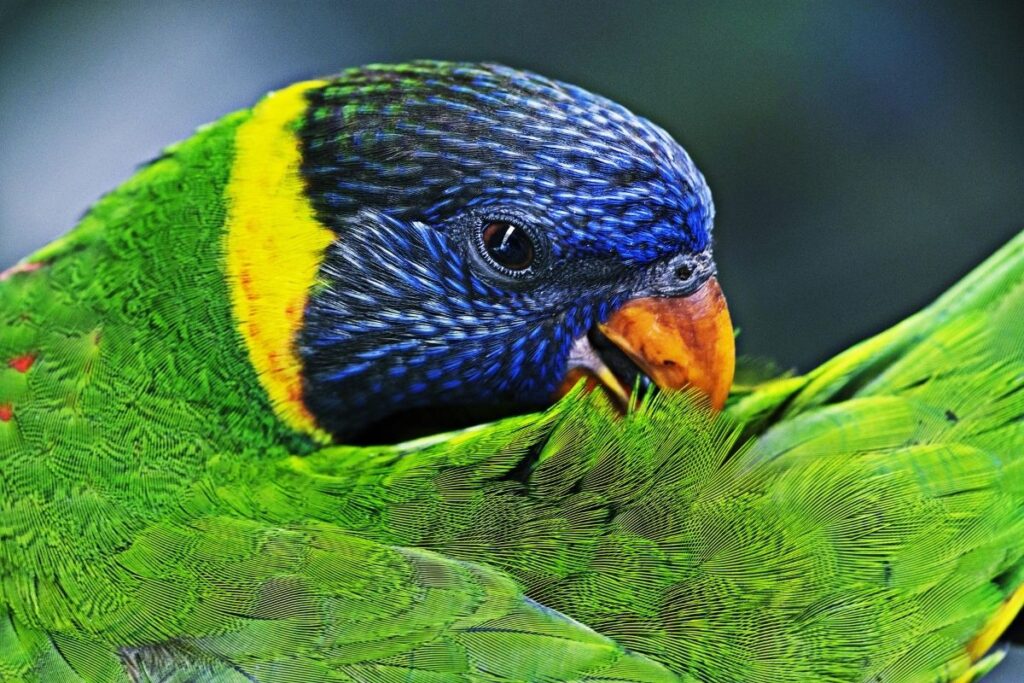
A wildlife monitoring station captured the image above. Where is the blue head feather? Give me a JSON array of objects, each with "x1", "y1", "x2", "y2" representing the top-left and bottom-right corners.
[{"x1": 297, "y1": 61, "x2": 715, "y2": 438}]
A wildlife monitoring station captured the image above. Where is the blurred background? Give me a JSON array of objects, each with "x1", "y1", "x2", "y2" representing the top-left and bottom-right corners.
[{"x1": 1, "y1": 0, "x2": 1023, "y2": 675}]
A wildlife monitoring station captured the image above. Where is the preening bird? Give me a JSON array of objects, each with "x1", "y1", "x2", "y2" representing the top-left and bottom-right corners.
[{"x1": 0, "y1": 61, "x2": 1022, "y2": 682}]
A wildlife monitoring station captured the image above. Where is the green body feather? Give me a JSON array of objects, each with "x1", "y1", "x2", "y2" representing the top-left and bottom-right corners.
[{"x1": 1, "y1": 88, "x2": 1023, "y2": 682}]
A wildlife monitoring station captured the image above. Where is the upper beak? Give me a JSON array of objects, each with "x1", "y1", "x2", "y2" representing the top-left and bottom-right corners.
[{"x1": 557, "y1": 277, "x2": 735, "y2": 410}]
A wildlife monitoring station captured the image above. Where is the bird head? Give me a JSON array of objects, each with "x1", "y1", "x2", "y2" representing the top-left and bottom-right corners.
[{"x1": 294, "y1": 62, "x2": 734, "y2": 439}]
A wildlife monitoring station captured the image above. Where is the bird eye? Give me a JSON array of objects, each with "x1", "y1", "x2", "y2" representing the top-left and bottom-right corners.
[
  {"x1": 479, "y1": 220, "x2": 536, "y2": 275},
  {"x1": 675, "y1": 264, "x2": 694, "y2": 281}
]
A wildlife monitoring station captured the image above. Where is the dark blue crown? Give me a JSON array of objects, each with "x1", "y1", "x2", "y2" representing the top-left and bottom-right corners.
[{"x1": 300, "y1": 61, "x2": 713, "y2": 265}]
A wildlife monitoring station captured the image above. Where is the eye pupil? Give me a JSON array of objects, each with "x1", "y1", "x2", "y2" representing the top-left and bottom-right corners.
[
  {"x1": 675, "y1": 264, "x2": 694, "y2": 281},
  {"x1": 481, "y1": 221, "x2": 535, "y2": 272}
]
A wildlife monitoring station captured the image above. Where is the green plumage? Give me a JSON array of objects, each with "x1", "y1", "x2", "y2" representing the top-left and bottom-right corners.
[{"x1": 1, "y1": 82, "x2": 1023, "y2": 682}]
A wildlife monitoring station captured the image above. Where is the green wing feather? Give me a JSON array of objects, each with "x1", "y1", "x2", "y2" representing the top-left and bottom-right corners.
[{"x1": 0, "y1": 516, "x2": 680, "y2": 682}]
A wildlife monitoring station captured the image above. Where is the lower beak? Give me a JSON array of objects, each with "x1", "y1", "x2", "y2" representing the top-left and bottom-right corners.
[{"x1": 557, "y1": 277, "x2": 735, "y2": 410}]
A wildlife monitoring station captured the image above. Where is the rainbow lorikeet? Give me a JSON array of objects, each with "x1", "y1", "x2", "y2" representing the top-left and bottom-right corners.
[{"x1": 0, "y1": 61, "x2": 1021, "y2": 682}]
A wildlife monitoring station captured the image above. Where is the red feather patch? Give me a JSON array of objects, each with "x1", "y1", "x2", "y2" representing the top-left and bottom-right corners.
[{"x1": 8, "y1": 354, "x2": 36, "y2": 373}]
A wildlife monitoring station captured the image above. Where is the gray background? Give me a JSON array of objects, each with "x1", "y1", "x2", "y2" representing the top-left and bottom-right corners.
[{"x1": 1, "y1": 1, "x2": 1022, "y2": 677}]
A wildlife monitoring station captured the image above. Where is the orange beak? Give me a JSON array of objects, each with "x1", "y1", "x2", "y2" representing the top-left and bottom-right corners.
[{"x1": 556, "y1": 277, "x2": 735, "y2": 410}]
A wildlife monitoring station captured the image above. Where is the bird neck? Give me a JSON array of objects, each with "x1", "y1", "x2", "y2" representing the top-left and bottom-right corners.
[
  {"x1": 221, "y1": 79, "x2": 333, "y2": 444},
  {"x1": 0, "y1": 99, "x2": 324, "y2": 496}
]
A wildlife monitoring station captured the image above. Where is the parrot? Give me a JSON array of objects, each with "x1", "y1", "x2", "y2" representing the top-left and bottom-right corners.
[{"x1": 0, "y1": 60, "x2": 1022, "y2": 683}]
